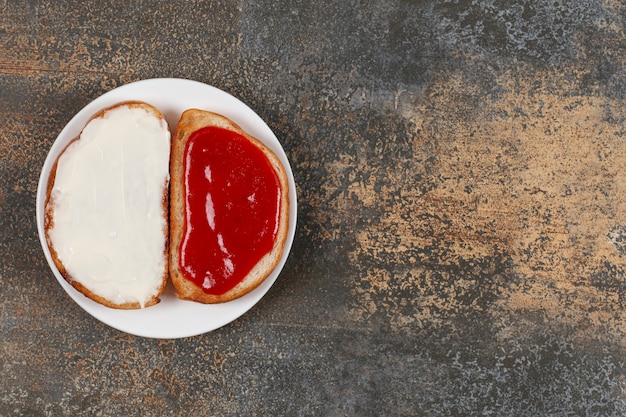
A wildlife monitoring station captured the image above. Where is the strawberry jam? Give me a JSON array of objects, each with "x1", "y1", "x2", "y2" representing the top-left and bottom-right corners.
[{"x1": 180, "y1": 126, "x2": 281, "y2": 295}]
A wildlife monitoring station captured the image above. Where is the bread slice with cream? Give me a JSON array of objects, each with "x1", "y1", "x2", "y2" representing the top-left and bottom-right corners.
[
  {"x1": 44, "y1": 101, "x2": 171, "y2": 309},
  {"x1": 169, "y1": 109, "x2": 289, "y2": 303}
]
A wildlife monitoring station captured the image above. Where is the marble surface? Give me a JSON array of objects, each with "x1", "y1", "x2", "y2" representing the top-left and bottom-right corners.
[{"x1": 1, "y1": 0, "x2": 625, "y2": 415}]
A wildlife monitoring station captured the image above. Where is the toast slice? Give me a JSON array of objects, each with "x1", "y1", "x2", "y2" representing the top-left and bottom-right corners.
[
  {"x1": 44, "y1": 101, "x2": 171, "y2": 309},
  {"x1": 170, "y1": 109, "x2": 289, "y2": 303}
]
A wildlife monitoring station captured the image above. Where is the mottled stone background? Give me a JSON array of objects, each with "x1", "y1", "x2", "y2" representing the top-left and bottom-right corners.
[{"x1": 1, "y1": 0, "x2": 626, "y2": 415}]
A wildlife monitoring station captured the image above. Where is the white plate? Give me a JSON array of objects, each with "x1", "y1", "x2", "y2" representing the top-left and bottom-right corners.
[{"x1": 36, "y1": 78, "x2": 297, "y2": 339}]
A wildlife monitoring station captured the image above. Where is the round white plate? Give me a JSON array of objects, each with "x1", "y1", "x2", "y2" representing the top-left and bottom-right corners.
[{"x1": 36, "y1": 78, "x2": 297, "y2": 339}]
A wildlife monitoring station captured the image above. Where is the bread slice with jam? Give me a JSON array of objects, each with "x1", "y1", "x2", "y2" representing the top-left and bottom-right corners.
[{"x1": 169, "y1": 109, "x2": 289, "y2": 303}]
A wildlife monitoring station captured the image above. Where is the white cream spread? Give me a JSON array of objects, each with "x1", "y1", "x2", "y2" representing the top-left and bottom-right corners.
[{"x1": 48, "y1": 105, "x2": 170, "y2": 307}]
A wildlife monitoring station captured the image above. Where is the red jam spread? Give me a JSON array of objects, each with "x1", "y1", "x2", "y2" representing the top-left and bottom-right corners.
[{"x1": 180, "y1": 126, "x2": 281, "y2": 295}]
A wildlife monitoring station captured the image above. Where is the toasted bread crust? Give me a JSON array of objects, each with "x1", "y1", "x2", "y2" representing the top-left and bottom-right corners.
[
  {"x1": 44, "y1": 101, "x2": 170, "y2": 309},
  {"x1": 169, "y1": 109, "x2": 289, "y2": 303}
]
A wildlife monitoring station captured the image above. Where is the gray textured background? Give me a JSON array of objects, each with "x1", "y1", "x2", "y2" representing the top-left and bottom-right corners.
[{"x1": 2, "y1": 0, "x2": 626, "y2": 415}]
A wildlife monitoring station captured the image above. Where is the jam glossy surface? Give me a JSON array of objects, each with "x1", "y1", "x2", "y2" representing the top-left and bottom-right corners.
[{"x1": 180, "y1": 126, "x2": 281, "y2": 295}]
